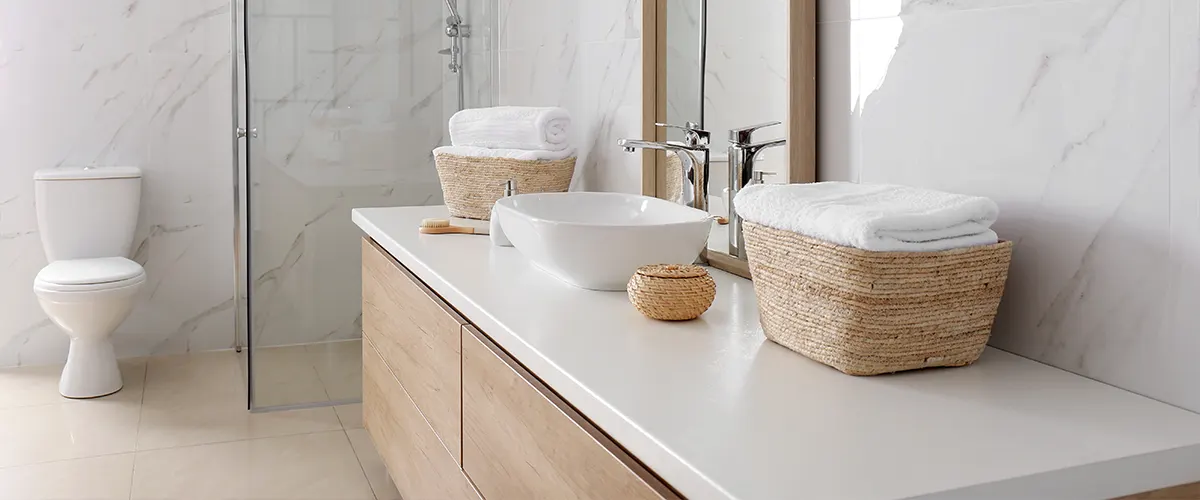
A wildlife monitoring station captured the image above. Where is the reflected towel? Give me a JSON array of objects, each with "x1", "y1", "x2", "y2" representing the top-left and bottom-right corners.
[
  {"x1": 448, "y1": 106, "x2": 572, "y2": 151},
  {"x1": 733, "y1": 182, "x2": 1000, "y2": 252}
]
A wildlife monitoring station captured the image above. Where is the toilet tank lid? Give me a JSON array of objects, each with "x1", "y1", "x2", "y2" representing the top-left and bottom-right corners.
[
  {"x1": 35, "y1": 166, "x2": 142, "y2": 181},
  {"x1": 36, "y1": 257, "x2": 145, "y2": 286}
]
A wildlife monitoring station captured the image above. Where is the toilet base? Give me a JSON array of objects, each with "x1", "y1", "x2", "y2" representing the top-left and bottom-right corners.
[{"x1": 60, "y1": 338, "x2": 123, "y2": 399}]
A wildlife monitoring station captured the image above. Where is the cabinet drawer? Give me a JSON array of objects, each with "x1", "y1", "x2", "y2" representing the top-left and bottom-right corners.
[
  {"x1": 363, "y1": 337, "x2": 481, "y2": 500},
  {"x1": 362, "y1": 238, "x2": 464, "y2": 462},
  {"x1": 461, "y1": 327, "x2": 676, "y2": 500}
]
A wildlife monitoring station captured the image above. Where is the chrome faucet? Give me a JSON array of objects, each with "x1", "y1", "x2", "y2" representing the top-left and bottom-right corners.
[
  {"x1": 728, "y1": 121, "x2": 786, "y2": 259},
  {"x1": 618, "y1": 122, "x2": 711, "y2": 213}
]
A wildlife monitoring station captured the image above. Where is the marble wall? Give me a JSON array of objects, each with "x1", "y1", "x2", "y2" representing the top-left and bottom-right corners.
[
  {"x1": 0, "y1": 0, "x2": 237, "y2": 367},
  {"x1": 246, "y1": 0, "x2": 494, "y2": 348},
  {"x1": 496, "y1": 0, "x2": 644, "y2": 193},
  {"x1": 818, "y1": 0, "x2": 1200, "y2": 411}
]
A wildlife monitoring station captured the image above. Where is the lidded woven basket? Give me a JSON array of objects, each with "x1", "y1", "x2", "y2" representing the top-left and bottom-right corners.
[
  {"x1": 742, "y1": 222, "x2": 1014, "y2": 376},
  {"x1": 433, "y1": 153, "x2": 576, "y2": 220},
  {"x1": 627, "y1": 264, "x2": 716, "y2": 321}
]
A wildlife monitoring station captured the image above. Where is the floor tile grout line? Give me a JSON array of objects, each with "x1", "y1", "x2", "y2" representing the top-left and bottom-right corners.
[
  {"x1": 342, "y1": 428, "x2": 382, "y2": 500},
  {"x1": 133, "y1": 427, "x2": 349, "y2": 455},
  {"x1": 128, "y1": 362, "x2": 149, "y2": 500}
]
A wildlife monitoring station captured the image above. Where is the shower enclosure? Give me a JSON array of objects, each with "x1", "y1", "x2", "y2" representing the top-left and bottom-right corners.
[{"x1": 233, "y1": 0, "x2": 497, "y2": 410}]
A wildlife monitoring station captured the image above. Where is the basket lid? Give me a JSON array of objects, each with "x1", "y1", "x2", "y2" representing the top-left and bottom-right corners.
[{"x1": 635, "y1": 264, "x2": 709, "y2": 279}]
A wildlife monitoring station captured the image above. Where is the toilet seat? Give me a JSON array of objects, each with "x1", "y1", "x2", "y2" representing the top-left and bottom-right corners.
[{"x1": 34, "y1": 257, "x2": 146, "y2": 292}]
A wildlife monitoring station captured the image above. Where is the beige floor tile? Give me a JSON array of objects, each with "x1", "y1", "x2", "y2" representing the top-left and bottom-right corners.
[
  {"x1": 307, "y1": 340, "x2": 363, "y2": 401},
  {"x1": 130, "y1": 431, "x2": 375, "y2": 500},
  {"x1": 252, "y1": 345, "x2": 330, "y2": 407},
  {"x1": 137, "y1": 383, "x2": 342, "y2": 450},
  {"x1": 334, "y1": 403, "x2": 363, "y2": 429},
  {"x1": 145, "y1": 350, "x2": 242, "y2": 394},
  {"x1": 346, "y1": 429, "x2": 401, "y2": 500},
  {"x1": 0, "y1": 397, "x2": 141, "y2": 467},
  {"x1": 0, "y1": 453, "x2": 134, "y2": 499},
  {"x1": 0, "y1": 359, "x2": 146, "y2": 409}
]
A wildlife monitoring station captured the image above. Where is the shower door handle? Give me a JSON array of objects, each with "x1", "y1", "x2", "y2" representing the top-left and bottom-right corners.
[{"x1": 236, "y1": 127, "x2": 258, "y2": 139}]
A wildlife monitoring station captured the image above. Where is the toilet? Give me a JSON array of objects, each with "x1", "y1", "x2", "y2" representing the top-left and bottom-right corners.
[{"x1": 33, "y1": 166, "x2": 145, "y2": 399}]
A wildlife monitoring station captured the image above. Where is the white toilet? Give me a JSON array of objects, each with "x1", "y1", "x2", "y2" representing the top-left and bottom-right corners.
[{"x1": 33, "y1": 166, "x2": 145, "y2": 399}]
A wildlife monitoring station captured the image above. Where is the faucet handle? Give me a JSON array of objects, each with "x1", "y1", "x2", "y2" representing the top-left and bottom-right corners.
[
  {"x1": 729, "y1": 121, "x2": 782, "y2": 146},
  {"x1": 654, "y1": 122, "x2": 710, "y2": 147}
]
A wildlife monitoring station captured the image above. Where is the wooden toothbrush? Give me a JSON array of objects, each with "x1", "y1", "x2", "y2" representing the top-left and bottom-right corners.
[{"x1": 419, "y1": 218, "x2": 487, "y2": 235}]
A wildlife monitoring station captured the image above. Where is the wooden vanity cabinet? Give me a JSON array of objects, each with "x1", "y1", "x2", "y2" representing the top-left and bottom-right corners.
[
  {"x1": 361, "y1": 238, "x2": 677, "y2": 500},
  {"x1": 362, "y1": 238, "x2": 464, "y2": 463},
  {"x1": 461, "y1": 326, "x2": 675, "y2": 500}
]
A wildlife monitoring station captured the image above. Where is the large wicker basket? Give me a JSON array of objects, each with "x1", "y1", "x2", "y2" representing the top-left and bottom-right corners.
[
  {"x1": 742, "y1": 222, "x2": 1014, "y2": 376},
  {"x1": 434, "y1": 153, "x2": 576, "y2": 220}
]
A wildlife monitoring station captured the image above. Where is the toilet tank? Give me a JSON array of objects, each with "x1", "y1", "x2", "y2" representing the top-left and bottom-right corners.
[{"x1": 35, "y1": 167, "x2": 142, "y2": 262}]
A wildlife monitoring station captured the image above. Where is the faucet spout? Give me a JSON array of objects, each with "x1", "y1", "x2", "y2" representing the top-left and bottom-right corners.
[{"x1": 616, "y1": 138, "x2": 708, "y2": 213}]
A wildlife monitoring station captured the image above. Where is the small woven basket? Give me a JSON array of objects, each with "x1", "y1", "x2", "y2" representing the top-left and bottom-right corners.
[
  {"x1": 742, "y1": 222, "x2": 1014, "y2": 376},
  {"x1": 434, "y1": 153, "x2": 576, "y2": 220},
  {"x1": 627, "y1": 264, "x2": 716, "y2": 321}
]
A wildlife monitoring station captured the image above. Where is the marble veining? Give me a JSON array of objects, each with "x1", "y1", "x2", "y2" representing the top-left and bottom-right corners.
[
  {"x1": 497, "y1": 0, "x2": 643, "y2": 193},
  {"x1": 818, "y1": 0, "x2": 1200, "y2": 411},
  {"x1": 0, "y1": 0, "x2": 236, "y2": 367},
  {"x1": 246, "y1": 0, "x2": 492, "y2": 348}
]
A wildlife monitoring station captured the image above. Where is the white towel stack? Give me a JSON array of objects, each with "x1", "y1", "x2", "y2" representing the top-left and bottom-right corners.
[
  {"x1": 435, "y1": 106, "x2": 576, "y2": 160},
  {"x1": 733, "y1": 182, "x2": 1000, "y2": 252}
]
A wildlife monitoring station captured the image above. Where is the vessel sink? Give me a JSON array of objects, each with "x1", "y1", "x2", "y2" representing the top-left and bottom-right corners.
[{"x1": 495, "y1": 192, "x2": 712, "y2": 291}]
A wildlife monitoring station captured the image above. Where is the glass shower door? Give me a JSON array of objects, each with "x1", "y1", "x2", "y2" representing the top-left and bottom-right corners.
[{"x1": 240, "y1": 0, "x2": 494, "y2": 410}]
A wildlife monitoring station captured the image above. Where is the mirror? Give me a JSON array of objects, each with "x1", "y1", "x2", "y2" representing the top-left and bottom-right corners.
[{"x1": 649, "y1": 0, "x2": 815, "y2": 277}]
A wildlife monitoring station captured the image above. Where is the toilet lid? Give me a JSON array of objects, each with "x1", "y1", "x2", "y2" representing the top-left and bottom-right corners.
[{"x1": 36, "y1": 257, "x2": 145, "y2": 286}]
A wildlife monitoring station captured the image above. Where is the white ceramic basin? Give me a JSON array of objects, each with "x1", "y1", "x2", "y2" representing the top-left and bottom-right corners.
[{"x1": 495, "y1": 192, "x2": 712, "y2": 291}]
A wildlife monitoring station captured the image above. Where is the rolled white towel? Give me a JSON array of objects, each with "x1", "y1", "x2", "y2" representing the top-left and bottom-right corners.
[
  {"x1": 733, "y1": 182, "x2": 1000, "y2": 252},
  {"x1": 433, "y1": 145, "x2": 576, "y2": 162},
  {"x1": 448, "y1": 106, "x2": 571, "y2": 151}
]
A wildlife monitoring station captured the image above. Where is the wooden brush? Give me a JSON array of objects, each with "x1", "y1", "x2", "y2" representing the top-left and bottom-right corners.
[{"x1": 419, "y1": 218, "x2": 487, "y2": 235}]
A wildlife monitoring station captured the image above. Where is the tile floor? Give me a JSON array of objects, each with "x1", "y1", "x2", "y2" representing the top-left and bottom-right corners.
[
  {"x1": 252, "y1": 340, "x2": 363, "y2": 408},
  {"x1": 0, "y1": 348, "x2": 397, "y2": 500}
]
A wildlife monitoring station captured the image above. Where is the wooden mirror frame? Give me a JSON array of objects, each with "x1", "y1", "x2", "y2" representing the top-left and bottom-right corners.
[{"x1": 640, "y1": 0, "x2": 816, "y2": 278}]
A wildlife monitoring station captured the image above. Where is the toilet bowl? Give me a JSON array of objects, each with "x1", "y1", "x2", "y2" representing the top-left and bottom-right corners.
[
  {"x1": 33, "y1": 166, "x2": 144, "y2": 399},
  {"x1": 34, "y1": 257, "x2": 145, "y2": 398}
]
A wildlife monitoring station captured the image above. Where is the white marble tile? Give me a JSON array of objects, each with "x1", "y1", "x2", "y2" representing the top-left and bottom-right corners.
[
  {"x1": 0, "y1": 1, "x2": 235, "y2": 367},
  {"x1": 818, "y1": 0, "x2": 1200, "y2": 410}
]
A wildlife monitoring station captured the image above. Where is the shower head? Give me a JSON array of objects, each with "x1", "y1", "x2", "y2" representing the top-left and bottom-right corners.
[{"x1": 443, "y1": 0, "x2": 462, "y2": 24}]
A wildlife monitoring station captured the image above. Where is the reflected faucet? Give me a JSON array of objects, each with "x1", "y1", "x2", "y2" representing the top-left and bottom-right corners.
[
  {"x1": 617, "y1": 122, "x2": 711, "y2": 213},
  {"x1": 728, "y1": 121, "x2": 786, "y2": 259}
]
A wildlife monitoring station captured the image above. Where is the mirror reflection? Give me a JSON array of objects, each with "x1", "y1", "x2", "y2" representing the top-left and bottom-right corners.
[{"x1": 665, "y1": 0, "x2": 790, "y2": 258}]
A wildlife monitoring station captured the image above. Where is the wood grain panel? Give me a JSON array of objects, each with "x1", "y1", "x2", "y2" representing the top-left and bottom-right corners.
[
  {"x1": 461, "y1": 327, "x2": 677, "y2": 500},
  {"x1": 362, "y1": 338, "x2": 480, "y2": 500},
  {"x1": 1115, "y1": 481, "x2": 1200, "y2": 499},
  {"x1": 362, "y1": 238, "x2": 463, "y2": 463},
  {"x1": 787, "y1": 0, "x2": 817, "y2": 184}
]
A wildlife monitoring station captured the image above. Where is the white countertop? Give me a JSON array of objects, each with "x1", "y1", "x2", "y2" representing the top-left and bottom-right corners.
[{"x1": 354, "y1": 205, "x2": 1200, "y2": 500}]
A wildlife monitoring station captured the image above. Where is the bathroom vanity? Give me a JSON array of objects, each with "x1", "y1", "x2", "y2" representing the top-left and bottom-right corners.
[{"x1": 354, "y1": 205, "x2": 1200, "y2": 500}]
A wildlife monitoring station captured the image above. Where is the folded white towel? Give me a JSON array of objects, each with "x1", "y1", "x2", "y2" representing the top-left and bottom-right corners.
[
  {"x1": 733, "y1": 182, "x2": 1000, "y2": 252},
  {"x1": 433, "y1": 145, "x2": 576, "y2": 162},
  {"x1": 448, "y1": 106, "x2": 572, "y2": 151}
]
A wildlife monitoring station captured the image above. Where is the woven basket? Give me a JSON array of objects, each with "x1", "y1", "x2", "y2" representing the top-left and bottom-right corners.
[
  {"x1": 742, "y1": 222, "x2": 1013, "y2": 376},
  {"x1": 627, "y1": 264, "x2": 716, "y2": 321},
  {"x1": 434, "y1": 153, "x2": 576, "y2": 220}
]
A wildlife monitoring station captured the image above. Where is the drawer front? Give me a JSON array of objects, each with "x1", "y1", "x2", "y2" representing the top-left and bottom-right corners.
[
  {"x1": 461, "y1": 327, "x2": 675, "y2": 500},
  {"x1": 363, "y1": 337, "x2": 481, "y2": 500},
  {"x1": 362, "y1": 238, "x2": 463, "y2": 462}
]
